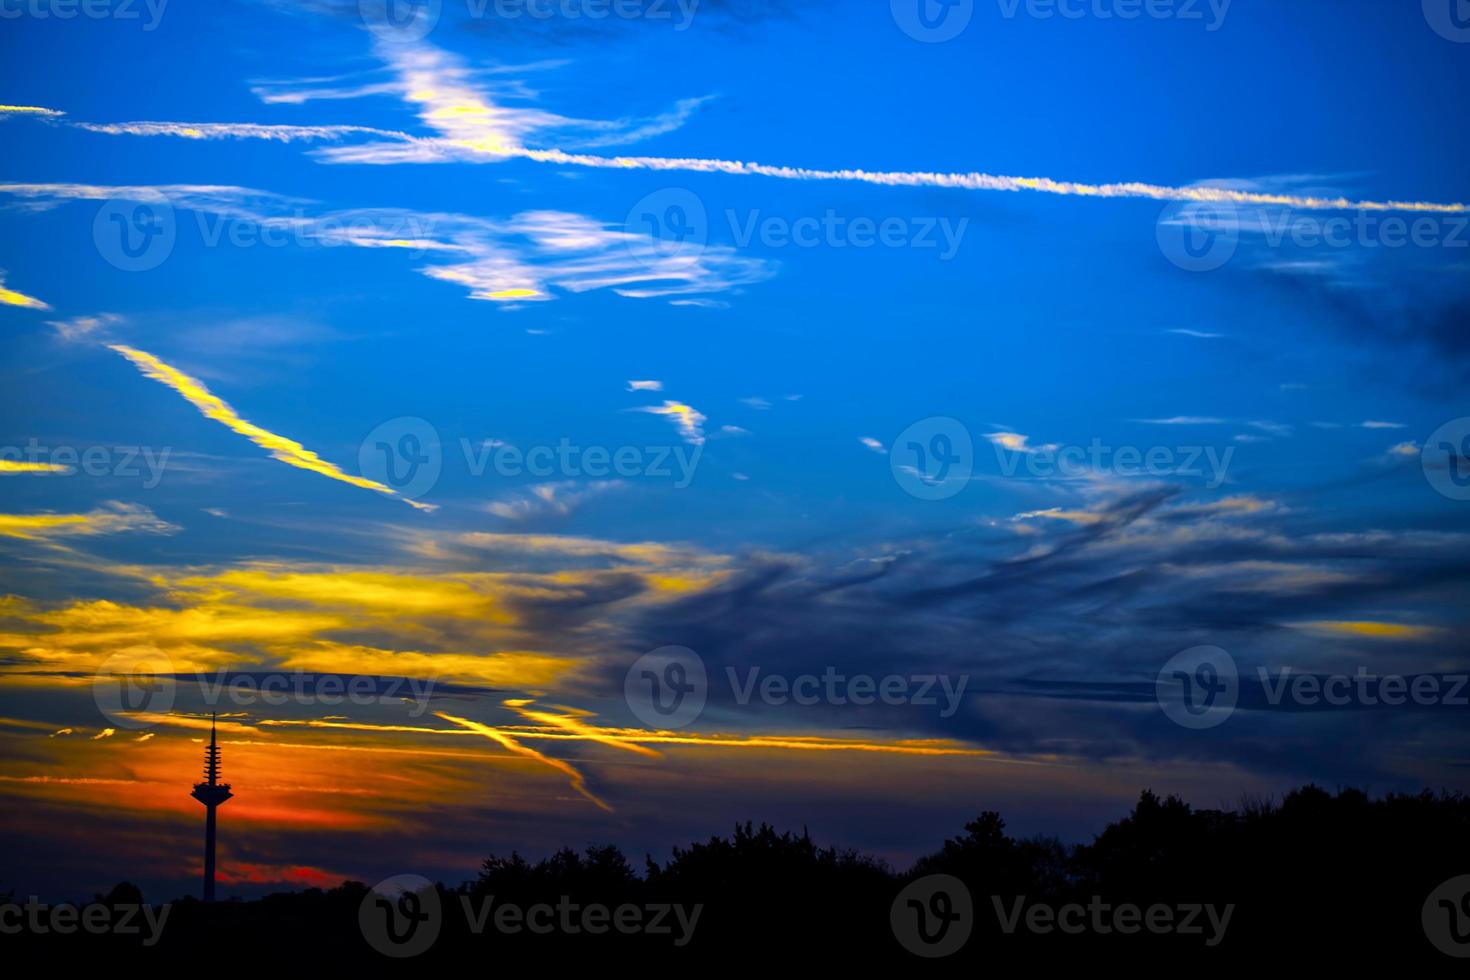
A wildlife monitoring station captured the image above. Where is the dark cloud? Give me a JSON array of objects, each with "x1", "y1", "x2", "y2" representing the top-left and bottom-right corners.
[{"x1": 608, "y1": 481, "x2": 1470, "y2": 789}]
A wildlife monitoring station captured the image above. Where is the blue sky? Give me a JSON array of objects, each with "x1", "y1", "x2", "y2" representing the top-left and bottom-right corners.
[{"x1": 0, "y1": 0, "x2": 1467, "y2": 899}]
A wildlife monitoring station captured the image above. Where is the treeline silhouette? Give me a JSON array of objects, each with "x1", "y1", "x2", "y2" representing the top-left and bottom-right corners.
[{"x1": 12, "y1": 784, "x2": 1469, "y2": 965}]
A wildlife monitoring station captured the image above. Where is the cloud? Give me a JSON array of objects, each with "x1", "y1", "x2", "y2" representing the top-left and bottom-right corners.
[
  {"x1": 0, "y1": 461, "x2": 70, "y2": 476},
  {"x1": 0, "y1": 105, "x2": 63, "y2": 117},
  {"x1": 46, "y1": 313, "x2": 123, "y2": 341},
  {"x1": 627, "y1": 380, "x2": 663, "y2": 392},
  {"x1": 1247, "y1": 420, "x2": 1294, "y2": 438},
  {"x1": 1290, "y1": 620, "x2": 1440, "y2": 640},
  {"x1": 1359, "y1": 420, "x2": 1406, "y2": 430},
  {"x1": 109, "y1": 344, "x2": 435, "y2": 511},
  {"x1": 859, "y1": 437, "x2": 886, "y2": 454},
  {"x1": 62, "y1": 36, "x2": 1466, "y2": 215},
  {"x1": 72, "y1": 121, "x2": 413, "y2": 142},
  {"x1": 1167, "y1": 329, "x2": 1225, "y2": 339},
  {"x1": 0, "y1": 275, "x2": 51, "y2": 310},
  {"x1": 293, "y1": 37, "x2": 713, "y2": 163},
  {"x1": 486, "y1": 480, "x2": 624, "y2": 521},
  {"x1": 515, "y1": 148, "x2": 1469, "y2": 214},
  {"x1": 1132, "y1": 416, "x2": 1229, "y2": 425},
  {"x1": 985, "y1": 431, "x2": 1058, "y2": 454},
  {"x1": 632, "y1": 400, "x2": 707, "y2": 445},
  {"x1": 1, "y1": 182, "x2": 771, "y2": 306},
  {"x1": 437, "y1": 711, "x2": 613, "y2": 812},
  {"x1": 0, "y1": 502, "x2": 176, "y2": 540}
]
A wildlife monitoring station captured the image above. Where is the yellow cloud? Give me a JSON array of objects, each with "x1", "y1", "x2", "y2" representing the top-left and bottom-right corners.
[
  {"x1": 0, "y1": 460, "x2": 69, "y2": 475},
  {"x1": 275, "y1": 641, "x2": 575, "y2": 689},
  {"x1": 438, "y1": 711, "x2": 614, "y2": 812},
  {"x1": 0, "y1": 503, "x2": 174, "y2": 540},
  {"x1": 1013, "y1": 508, "x2": 1105, "y2": 526},
  {"x1": 0, "y1": 276, "x2": 51, "y2": 310},
  {"x1": 173, "y1": 567, "x2": 513, "y2": 622},
  {"x1": 632, "y1": 400, "x2": 707, "y2": 445},
  {"x1": 1292, "y1": 620, "x2": 1440, "y2": 640},
  {"x1": 109, "y1": 344, "x2": 434, "y2": 511}
]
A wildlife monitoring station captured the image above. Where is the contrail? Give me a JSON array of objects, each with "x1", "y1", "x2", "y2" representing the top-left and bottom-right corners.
[
  {"x1": 44, "y1": 113, "x2": 1467, "y2": 214},
  {"x1": 513, "y1": 148, "x2": 1468, "y2": 214},
  {"x1": 110, "y1": 344, "x2": 434, "y2": 512},
  {"x1": 437, "y1": 711, "x2": 613, "y2": 812}
]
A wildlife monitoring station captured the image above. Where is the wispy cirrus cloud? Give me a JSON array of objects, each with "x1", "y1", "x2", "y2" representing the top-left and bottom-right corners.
[
  {"x1": 632, "y1": 400, "x2": 707, "y2": 446},
  {"x1": 0, "y1": 461, "x2": 69, "y2": 476},
  {"x1": 34, "y1": 35, "x2": 1466, "y2": 214},
  {"x1": 1132, "y1": 416, "x2": 1229, "y2": 425},
  {"x1": 46, "y1": 313, "x2": 122, "y2": 341},
  {"x1": 0, "y1": 502, "x2": 175, "y2": 540},
  {"x1": 0, "y1": 274, "x2": 51, "y2": 310},
  {"x1": 72, "y1": 121, "x2": 414, "y2": 142},
  {"x1": 109, "y1": 344, "x2": 435, "y2": 511},
  {"x1": 486, "y1": 480, "x2": 625, "y2": 521},
  {"x1": 0, "y1": 183, "x2": 771, "y2": 305}
]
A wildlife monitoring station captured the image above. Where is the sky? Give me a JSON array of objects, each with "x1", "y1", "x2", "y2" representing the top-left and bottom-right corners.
[{"x1": 1, "y1": 0, "x2": 1468, "y2": 901}]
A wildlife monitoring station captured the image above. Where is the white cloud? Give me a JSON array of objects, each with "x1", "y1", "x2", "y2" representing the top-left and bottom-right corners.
[
  {"x1": 486, "y1": 480, "x2": 624, "y2": 521},
  {"x1": 632, "y1": 401, "x2": 707, "y2": 446}
]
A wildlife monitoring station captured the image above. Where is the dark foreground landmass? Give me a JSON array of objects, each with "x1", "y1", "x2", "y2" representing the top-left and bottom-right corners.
[{"x1": 5, "y1": 784, "x2": 1469, "y2": 966}]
